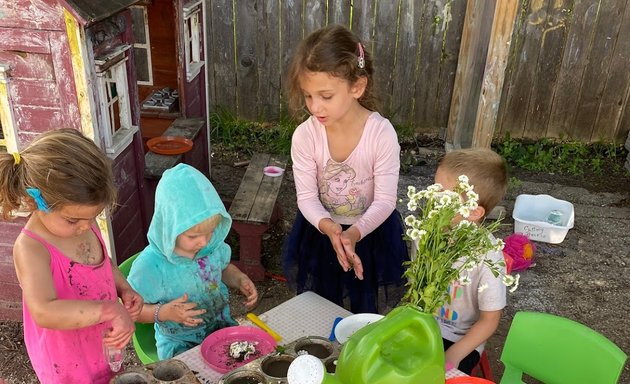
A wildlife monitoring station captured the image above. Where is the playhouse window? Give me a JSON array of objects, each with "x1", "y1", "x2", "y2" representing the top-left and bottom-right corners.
[
  {"x1": 0, "y1": 64, "x2": 17, "y2": 153},
  {"x1": 131, "y1": 5, "x2": 153, "y2": 85},
  {"x1": 95, "y1": 45, "x2": 137, "y2": 157},
  {"x1": 183, "y1": 1, "x2": 204, "y2": 82}
]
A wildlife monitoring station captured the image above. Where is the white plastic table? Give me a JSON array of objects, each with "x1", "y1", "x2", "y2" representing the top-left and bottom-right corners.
[{"x1": 175, "y1": 291, "x2": 468, "y2": 383}]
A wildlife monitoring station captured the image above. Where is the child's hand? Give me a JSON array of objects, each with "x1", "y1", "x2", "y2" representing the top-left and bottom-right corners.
[
  {"x1": 120, "y1": 287, "x2": 144, "y2": 321},
  {"x1": 102, "y1": 303, "x2": 135, "y2": 349},
  {"x1": 322, "y1": 220, "x2": 352, "y2": 271},
  {"x1": 164, "y1": 294, "x2": 206, "y2": 327},
  {"x1": 341, "y1": 229, "x2": 363, "y2": 280},
  {"x1": 238, "y1": 275, "x2": 258, "y2": 308}
]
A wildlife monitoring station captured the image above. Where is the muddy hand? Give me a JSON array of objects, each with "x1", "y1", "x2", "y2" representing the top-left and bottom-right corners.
[
  {"x1": 325, "y1": 222, "x2": 351, "y2": 271},
  {"x1": 168, "y1": 293, "x2": 206, "y2": 327},
  {"x1": 346, "y1": 252, "x2": 364, "y2": 280},
  {"x1": 340, "y1": 232, "x2": 363, "y2": 279}
]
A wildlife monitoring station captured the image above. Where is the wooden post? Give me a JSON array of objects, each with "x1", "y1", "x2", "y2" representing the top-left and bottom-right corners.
[
  {"x1": 446, "y1": 0, "x2": 518, "y2": 150},
  {"x1": 446, "y1": 0, "x2": 496, "y2": 150},
  {"x1": 473, "y1": 1, "x2": 519, "y2": 148}
]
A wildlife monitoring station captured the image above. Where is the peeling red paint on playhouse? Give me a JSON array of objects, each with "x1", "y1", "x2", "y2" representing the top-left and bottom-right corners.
[{"x1": 0, "y1": 0, "x2": 210, "y2": 320}]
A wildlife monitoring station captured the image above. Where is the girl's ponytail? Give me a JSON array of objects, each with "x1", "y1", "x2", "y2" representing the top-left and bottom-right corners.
[
  {"x1": 0, "y1": 151, "x2": 29, "y2": 219},
  {"x1": 0, "y1": 129, "x2": 117, "y2": 220}
]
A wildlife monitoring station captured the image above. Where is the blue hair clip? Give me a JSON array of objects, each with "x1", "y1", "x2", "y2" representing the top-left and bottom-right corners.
[{"x1": 26, "y1": 188, "x2": 51, "y2": 213}]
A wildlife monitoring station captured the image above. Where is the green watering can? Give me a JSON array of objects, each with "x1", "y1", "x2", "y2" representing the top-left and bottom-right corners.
[{"x1": 288, "y1": 305, "x2": 445, "y2": 384}]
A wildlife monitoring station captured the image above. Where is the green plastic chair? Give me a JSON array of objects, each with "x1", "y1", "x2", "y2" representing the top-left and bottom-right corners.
[
  {"x1": 118, "y1": 253, "x2": 159, "y2": 365},
  {"x1": 500, "y1": 311, "x2": 627, "y2": 384}
]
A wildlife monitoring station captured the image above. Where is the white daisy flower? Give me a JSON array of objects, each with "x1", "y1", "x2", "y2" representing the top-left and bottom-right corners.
[{"x1": 509, "y1": 274, "x2": 520, "y2": 293}]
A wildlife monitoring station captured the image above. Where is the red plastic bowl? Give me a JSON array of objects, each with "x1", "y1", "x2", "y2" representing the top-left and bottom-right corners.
[{"x1": 146, "y1": 136, "x2": 193, "y2": 155}]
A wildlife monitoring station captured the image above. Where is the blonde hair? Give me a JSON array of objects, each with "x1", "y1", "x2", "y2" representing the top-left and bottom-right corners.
[
  {"x1": 438, "y1": 148, "x2": 507, "y2": 215},
  {"x1": 286, "y1": 24, "x2": 379, "y2": 118},
  {"x1": 188, "y1": 214, "x2": 222, "y2": 233},
  {"x1": 0, "y1": 129, "x2": 117, "y2": 219}
]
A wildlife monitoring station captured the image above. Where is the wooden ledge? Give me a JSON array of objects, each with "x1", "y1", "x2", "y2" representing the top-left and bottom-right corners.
[{"x1": 144, "y1": 117, "x2": 205, "y2": 179}]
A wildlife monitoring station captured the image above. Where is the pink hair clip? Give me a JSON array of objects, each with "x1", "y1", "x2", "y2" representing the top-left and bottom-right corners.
[{"x1": 357, "y1": 42, "x2": 365, "y2": 69}]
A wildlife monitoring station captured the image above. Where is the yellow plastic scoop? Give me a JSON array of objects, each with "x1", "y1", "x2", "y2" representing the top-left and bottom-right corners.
[{"x1": 246, "y1": 313, "x2": 282, "y2": 342}]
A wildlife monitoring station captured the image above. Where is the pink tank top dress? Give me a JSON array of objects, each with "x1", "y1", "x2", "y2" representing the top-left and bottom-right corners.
[{"x1": 20, "y1": 227, "x2": 118, "y2": 384}]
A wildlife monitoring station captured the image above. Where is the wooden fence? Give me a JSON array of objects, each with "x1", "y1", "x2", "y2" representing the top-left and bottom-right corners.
[{"x1": 204, "y1": 0, "x2": 630, "y2": 143}]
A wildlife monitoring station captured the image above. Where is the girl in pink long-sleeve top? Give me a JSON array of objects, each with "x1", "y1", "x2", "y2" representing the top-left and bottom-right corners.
[{"x1": 283, "y1": 25, "x2": 408, "y2": 313}]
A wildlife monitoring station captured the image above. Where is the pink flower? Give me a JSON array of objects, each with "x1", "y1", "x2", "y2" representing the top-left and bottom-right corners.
[{"x1": 503, "y1": 233, "x2": 536, "y2": 273}]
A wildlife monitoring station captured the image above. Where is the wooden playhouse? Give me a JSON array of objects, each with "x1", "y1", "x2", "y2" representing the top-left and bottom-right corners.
[{"x1": 0, "y1": 0, "x2": 210, "y2": 320}]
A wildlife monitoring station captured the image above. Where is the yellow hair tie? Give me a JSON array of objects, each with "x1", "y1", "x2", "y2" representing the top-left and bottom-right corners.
[{"x1": 12, "y1": 152, "x2": 21, "y2": 165}]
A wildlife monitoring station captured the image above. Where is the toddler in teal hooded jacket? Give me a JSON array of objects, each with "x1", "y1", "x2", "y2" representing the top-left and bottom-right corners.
[{"x1": 127, "y1": 164, "x2": 258, "y2": 359}]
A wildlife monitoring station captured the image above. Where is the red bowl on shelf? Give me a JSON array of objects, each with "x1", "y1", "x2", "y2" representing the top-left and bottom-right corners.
[{"x1": 146, "y1": 136, "x2": 193, "y2": 155}]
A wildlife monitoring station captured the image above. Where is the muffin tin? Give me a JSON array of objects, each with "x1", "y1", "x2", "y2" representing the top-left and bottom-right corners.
[
  {"x1": 218, "y1": 336, "x2": 341, "y2": 384},
  {"x1": 109, "y1": 359, "x2": 201, "y2": 383}
]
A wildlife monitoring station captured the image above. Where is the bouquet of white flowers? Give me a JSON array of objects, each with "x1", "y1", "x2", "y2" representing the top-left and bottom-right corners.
[{"x1": 401, "y1": 175, "x2": 519, "y2": 314}]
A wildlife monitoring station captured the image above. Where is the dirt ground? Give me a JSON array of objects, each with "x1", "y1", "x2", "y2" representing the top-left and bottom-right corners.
[{"x1": 1, "y1": 142, "x2": 629, "y2": 383}]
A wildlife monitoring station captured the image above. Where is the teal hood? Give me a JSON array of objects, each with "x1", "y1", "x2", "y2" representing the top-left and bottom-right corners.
[
  {"x1": 127, "y1": 164, "x2": 236, "y2": 359},
  {"x1": 148, "y1": 163, "x2": 232, "y2": 263}
]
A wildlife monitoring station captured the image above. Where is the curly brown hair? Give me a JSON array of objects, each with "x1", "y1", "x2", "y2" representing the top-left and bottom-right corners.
[{"x1": 286, "y1": 24, "x2": 380, "y2": 118}]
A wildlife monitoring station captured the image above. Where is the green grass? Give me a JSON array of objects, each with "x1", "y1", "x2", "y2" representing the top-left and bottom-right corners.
[
  {"x1": 209, "y1": 109, "x2": 295, "y2": 155},
  {"x1": 209, "y1": 111, "x2": 419, "y2": 157},
  {"x1": 209, "y1": 112, "x2": 628, "y2": 178},
  {"x1": 493, "y1": 134, "x2": 628, "y2": 176}
]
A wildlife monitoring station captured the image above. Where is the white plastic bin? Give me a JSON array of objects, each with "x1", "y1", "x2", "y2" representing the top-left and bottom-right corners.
[{"x1": 512, "y1": 194, "x2": 575, "y2": 244}]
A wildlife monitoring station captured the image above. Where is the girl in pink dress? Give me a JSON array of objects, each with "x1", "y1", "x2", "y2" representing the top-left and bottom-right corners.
[{"x1": 0, "y1": 129, "x2": 143, "y2": 384}]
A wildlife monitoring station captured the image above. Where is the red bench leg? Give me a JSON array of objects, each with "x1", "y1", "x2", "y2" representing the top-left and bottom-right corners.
[{"x1": 231, "y1": 221, "x2": 269, "y2": 281}]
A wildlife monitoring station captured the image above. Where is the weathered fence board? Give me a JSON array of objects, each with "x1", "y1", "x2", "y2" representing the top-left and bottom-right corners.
[
  {"x1": 472, "y1": 0, "x2": 519, "y2": 148},
  {"x1": 304, "y1": 0, "x2": 326, "y2": 36},
  {"x1": 351, "y1": 0, "x2": 376, "y2": 46},
  {"x1": 415, "y1": 0, "x2": 456, "y2": 128},
  {"x1": 204, "y1": 0, "x2": 630, "y2": 143},
  {"x1": 592, "y1": 0, "x2": 630, "y2": 142},
  {"x1": 328, "y1": 0, "x2": 351, "y2": 26},
  {"x1": 372, "y1": 0, "x2": 399, "y2": 113},
  {"x1": 390, "y1": 0, "x2": 422, "y2": 122},
  {"x1": 523, "y1": 0, "x2": 570, "y2": 139},
  {"x1": 210, "y1": 0, "x2": 237, "y2": 114},
  {"x1": 255, "y1": 0, "x2": 281, "y2": 120},
  {"x1": 573, "y1": 0, "x2": 626, "y2": 141},
  {"x1": 280, "y1": 0, "x2": 304, "y2": 81},
  {"x1": 546, "y1": 1, "x2": 599, "y2": 139},
  {"x1": 436, "y1": 0, "x2": 467, "y2": 131},
  {"x1": 447, "y1": 0, "x2": 496, "y2": 149},
  {"x1": 235, "y1": 0, "x2": 258, "y2": 120},
  {"x1": 499, "y1": 1, "x2": 545, "y2": 139}
]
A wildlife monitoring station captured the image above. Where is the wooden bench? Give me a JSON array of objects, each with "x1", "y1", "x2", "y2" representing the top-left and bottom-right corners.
[{"x1": 229, "y1": 153, "x2": 288, "y2": 281}]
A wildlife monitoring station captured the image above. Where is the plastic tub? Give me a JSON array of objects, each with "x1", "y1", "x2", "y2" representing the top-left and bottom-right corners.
[{"x1": 512, "y1": 194, "x2": 575, "y2": 244}]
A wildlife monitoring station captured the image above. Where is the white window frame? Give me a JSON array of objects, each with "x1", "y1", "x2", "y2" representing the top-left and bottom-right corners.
[
  {"x1": 0, "y1": 64, "x2": 18, "y2": 153},
  {"x1": 183, "y1": 0, "x2": 204, "y2": 82},
  {"x1": 131, "y1": 5, "x2": 153, "y2": 86},
  {"x1": 94, "y1": 45, "x2": 138, "y2": 157}
]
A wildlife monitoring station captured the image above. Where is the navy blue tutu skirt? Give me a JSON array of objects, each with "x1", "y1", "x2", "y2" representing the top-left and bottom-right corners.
[{"x1": 282, "y1": 210, "x2": 409, "y2": 313}]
